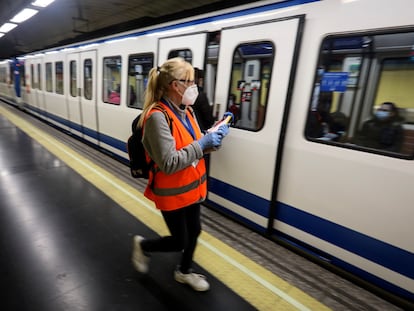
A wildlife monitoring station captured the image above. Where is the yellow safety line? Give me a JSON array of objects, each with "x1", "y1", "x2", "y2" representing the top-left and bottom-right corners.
[{"x1": 0, "y1": 104, "x2": 331, "y2": 311}]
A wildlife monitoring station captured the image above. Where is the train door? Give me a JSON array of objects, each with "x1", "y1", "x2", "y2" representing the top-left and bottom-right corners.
[
  {"x1": 28, "y1": 58, "x2": 45, "y2": 118},
  {"x1": 208, "y1": 17, "x2": 303, "y2": 233},
  {"x1": 67, "y1": 50, "x2": 98, "y2": 143},
  {"x1": 158, "y1": 32, "x2": 218, "y2": 119},
  {"x1": 158, "y1": 33, "x2": 207, "y2": 68},
  {"x1": 66, "y1": 53, "x2": 83, "y2": 137}
]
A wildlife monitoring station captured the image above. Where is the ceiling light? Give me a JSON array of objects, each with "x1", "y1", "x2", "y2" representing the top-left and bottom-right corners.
[
  {"x1": 0, "y1": 23, "x2": 18, "y2": 33},
  {"x1": 11, "y1": 8, "x2": 39, "y2": 23},
  {"x1": 31, "y1": 0, "x2": 55, "y2": 8},
  {"x1": 0, "y1": 33, "x2": 5, "y2": 38}
]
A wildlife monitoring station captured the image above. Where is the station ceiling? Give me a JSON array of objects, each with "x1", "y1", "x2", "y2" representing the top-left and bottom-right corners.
[{"x1": 0, "y1": 0, "x2": 262, "y2": 60}]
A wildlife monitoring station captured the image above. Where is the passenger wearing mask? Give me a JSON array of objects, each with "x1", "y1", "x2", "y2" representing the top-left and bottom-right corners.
[
  {"x1": 192, "y1": 68, "x2": 215, "y2": 132},
  {"x1": 131, "y1": 57, "x2": 230, "y2": 291},
  {"x1": 355, "y1": 102, "x2": 404, "y2": 152}
]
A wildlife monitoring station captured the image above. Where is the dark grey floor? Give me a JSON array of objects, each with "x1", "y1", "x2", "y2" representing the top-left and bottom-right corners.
[
  {"x1": 1, "y1": 102, "x2": 408, "y2": 310},
  {"x1": 0, "y1": 114, "x2": 256, "y2": 311}
]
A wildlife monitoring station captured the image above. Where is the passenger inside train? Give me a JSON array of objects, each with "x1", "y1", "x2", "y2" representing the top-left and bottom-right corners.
[
  {"x1": 305, "y1": 90, "x2": 348, "y2": 142},
  {"x1": 192, "y1": 68, "x2": 215, "y2": 132},
  {"x1": 354, "y1": 102, "x2": 404, "y2": 152}
]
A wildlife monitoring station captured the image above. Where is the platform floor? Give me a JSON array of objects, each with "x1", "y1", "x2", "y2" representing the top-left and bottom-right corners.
[{"x1": 0, "y1": 102, "x2": 406, "y2": 310}]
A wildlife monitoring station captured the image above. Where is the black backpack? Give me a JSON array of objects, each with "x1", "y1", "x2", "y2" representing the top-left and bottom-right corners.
[{"x1": 127, "y1": 105, "x2": 171, "y2": 179}]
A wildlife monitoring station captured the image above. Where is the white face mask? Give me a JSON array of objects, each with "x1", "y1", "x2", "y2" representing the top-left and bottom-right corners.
[{"x1": 181, "y1": 84, "x2": 199, "y2": 106}]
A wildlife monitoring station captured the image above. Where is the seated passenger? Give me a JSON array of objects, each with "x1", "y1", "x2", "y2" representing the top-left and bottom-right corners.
[
  {"x1": 108, "y1": 90, "x2": 120, "y2": 104},
  {"x1": 329, "y1": 111, "x2": 348, "y2": 140},
  {"x1": 192, "y1": 68, "x2": 215, "y2": 132},
  {"x1": 129, "y1": 85, "x2": 137, "y2": 106},
  {"x1": 305, "y1": 92, "x2": 335, "y2": 139},
  {"x1": 355, "y1": 102, "x2": 404, "y2": 152},
  {"x1": 228, "y1": 94, "x2": 240, "y2": 124}
]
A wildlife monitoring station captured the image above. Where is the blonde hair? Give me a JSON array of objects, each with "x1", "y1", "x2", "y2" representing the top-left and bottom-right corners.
[{"x1": 138, "y1": 57, "x2": 194, "y2": 127}]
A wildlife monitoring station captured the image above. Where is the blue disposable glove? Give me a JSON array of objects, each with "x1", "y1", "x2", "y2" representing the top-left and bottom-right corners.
[
  {"x1": 216, "y1": 124, "x2": 229, "y2": 137},
  {"x1": 198, "y1": 131, "x2": 224, "y2": 150}
]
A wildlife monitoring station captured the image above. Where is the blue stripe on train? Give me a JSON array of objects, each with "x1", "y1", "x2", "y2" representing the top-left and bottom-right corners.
[
  {"x1": 25, "y1": 105, "x2": 126, "y2": 151},
  {"x1": 208, "y1": 176, "x2": 414, "y2": 300}
]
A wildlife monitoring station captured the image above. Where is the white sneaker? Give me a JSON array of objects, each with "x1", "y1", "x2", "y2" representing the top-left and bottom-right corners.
[
  {"x1": 131, "y1": 235, "x2": 150, "y2": 273},
  {"x1": 174, "y1": 270, "x2": 210, "y2": 291}
]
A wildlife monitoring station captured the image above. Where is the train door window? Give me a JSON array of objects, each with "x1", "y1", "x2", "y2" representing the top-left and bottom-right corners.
[
  {"x1": 127, "y1": 53, "x2": 153, "y2": 109},
  {"x1": 55, "y1": 61, "x2": 64, "y2": 94},
  {"x1": 227, "y1": 42, "x2": 274, "y2": 131},
  {"x1": 84, "y1": 59, "x2": 93, "y2": 100},
  {"x1": 306, "y1": 31, "x2": 414, "y2": 158},
  {"x1": 0, "y1": 67, "x2": 6, "y2": 84},
  {"x1": 103, "y1": 56, "x2": 122, "y2": 105},
  {"x1": 30, "y1": 64, "x2": 35, "y2": 89},
  {"x1": 70, "y1": 60, "x2": 77, "y2": 97},
  {"x1": 205, "y1": 31, "x2": 221, "y2": 112},
  {"x1": 45, "y1": 62, "x2": 53, "y2": 92},
  {"x1": 20, "y1": 61, "x2": 25, "y2": 88},
  {"x1": 9, "y1": 63, "x2": 13, "y2": 87},
  {"x1": 0, "y1": 67, "x2": 5, "y2": 83},
  {"x1": 37, "y1": 63, "x2": 42, "y2": 90},
  {"x1": 168, "y1": 49, "x2": 192, "y2": 64}
]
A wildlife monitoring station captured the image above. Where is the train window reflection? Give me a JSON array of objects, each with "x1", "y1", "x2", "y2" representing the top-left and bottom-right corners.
[
  {"x1": 103, "y1": 56, "x2": 122, "y2": 105},
  {"x1": 306, "y1": 31, "x2": 414, "y2": 158},
  {"x1": 127, "y1": 53, "x2": 153, "y2": 109},
  {"x1": 227, "y1": 41, "x2": 274, "y2": 131}
]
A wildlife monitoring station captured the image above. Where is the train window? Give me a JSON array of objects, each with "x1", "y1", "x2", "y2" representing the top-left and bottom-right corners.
[
  {"x1": 70, "y1": 61, "x2": 77, "y2": 97},
  {"x1": 55, "y1": 61, "x2": 64, "y2": 95},
  {"x1": 0, "y1": 68, "x2": 5, "y2": 83},
  {"x1": 9, "y1": 63, "x2": 13, "y2": 86},
  {"x1": 19, "y1": 61, "x2": 25, "y2": 88},
  {"x1": 227, "y1": 42, "x2": 274, "y2": 131},
  {"x1": 30, "y1": 64, "x2": 35, "y2": 88},
  {"x1": 37, "y1": 63, "x2": 42, "y2": 90},
  {"x1": 84, "y1": 59, "x2": 92, "y2": 100},
  {"x1": 127, "y1": 53, "x2": 153, "y2": 109},
  {"x1": 168, "y1": 49, "x2": 192, "y2": 64},
  {"x1": 0, "y1": 67, "x2": 6, "y2": 83},
  {"x1": 103, "y1": 56, "x2": 122, "y2": 105},
  {"x1": 0, "y1": 67, "x2": 5, "y2": 83},
  {"x1": 306, "y1": 31, "x2": 414, "y2": 158},
  {"x1": 45, "y1": 62, "x2": 53, "y2": 92}
]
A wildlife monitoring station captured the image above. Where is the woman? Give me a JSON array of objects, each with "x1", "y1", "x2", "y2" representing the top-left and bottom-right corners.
[{"x1": 131, "y1": 57, "x2": 230, "y2": 291}]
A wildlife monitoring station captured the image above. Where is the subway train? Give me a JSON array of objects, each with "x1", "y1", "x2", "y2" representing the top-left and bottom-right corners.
[{"x1": 1, "y1": 0, "x2": 413, "y2": 305}]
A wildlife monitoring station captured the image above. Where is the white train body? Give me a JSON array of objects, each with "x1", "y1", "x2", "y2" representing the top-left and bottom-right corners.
[{"x1": 1, "y1": 0, "x2": 413, "y2": 304}]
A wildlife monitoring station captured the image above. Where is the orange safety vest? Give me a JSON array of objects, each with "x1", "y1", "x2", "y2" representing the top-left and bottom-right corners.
[{"x1": 143, "y1": 102, "x2": 207, "y2": 211}]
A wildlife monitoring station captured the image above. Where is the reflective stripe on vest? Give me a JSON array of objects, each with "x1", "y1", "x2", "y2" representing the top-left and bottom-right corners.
[{"x1": 152, "y1": 173, "x2": 207, "y2": 196}]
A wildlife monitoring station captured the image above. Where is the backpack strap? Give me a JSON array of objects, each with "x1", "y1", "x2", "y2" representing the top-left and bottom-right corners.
[
  {"x1": 152, "y1": 104, "x2": 173, "y2": 132},
  {"x1": 146, "y1": 104, "x2": 173, "y2": 188}
]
